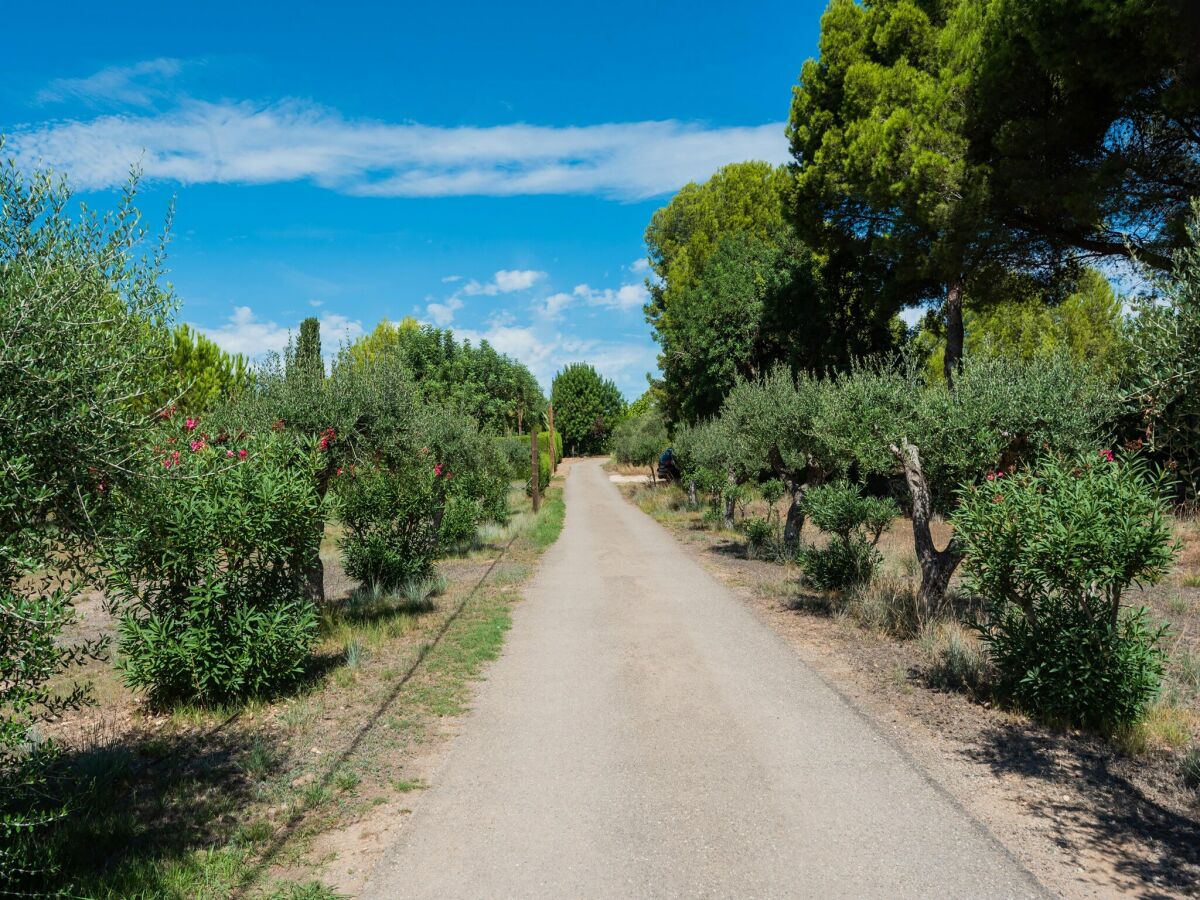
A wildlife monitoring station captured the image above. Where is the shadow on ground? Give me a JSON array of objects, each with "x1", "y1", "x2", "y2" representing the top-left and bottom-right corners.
[{"x1": 963, "y1": 724, "x2": 1200, "y2": 896}]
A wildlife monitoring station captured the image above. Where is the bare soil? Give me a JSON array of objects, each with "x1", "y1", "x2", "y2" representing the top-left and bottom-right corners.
[{"x1": 621, "y1": 483, "x2": 1200, "y2": 899}]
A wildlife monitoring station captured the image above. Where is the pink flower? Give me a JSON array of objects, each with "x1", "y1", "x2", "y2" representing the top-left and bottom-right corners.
[
  {"x1": 986, "y1": 473, "x2": 995, "y2": 481},
  {"x1": 318, "y1": 427, "x2": 336, "y2": 451},
  {"x1": 190, "y1": 440, "x2": 205, "y2": 452},
  {"x1": 184, "y1": 418, "x2": 198, "y2": 432},
  {"x1": 433, "y1": 463, "x2": 444, "y2": 477},
  {"x1": 238, "y1": 449, "x2": 248, "y2": 459},
  {"x1": 1099, "y1": 448, "x2": 1115, "y2": 463},
  {"x1": 226, "y1": 449, "x2": 235, "y2": 458},
  {"x1": 336, "y1": 467, "x2": 343, "y2": 476}
]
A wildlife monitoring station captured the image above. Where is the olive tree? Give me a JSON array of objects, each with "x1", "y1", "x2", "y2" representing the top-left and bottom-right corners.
[
  {"x1": 611, "y1": 410, "x2": 668, "y2": 482},
  {"x1": 1, "y1": 159, "x2": 173, "y2": 884},
  {"x1": 815, "y1": 354, "x2": 1114, "y2": 612},
  {"x1": 715, "y1": 367, "x2": 835, "y2": 543}
]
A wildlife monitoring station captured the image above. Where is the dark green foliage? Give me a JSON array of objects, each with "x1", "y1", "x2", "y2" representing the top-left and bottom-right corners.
[
  {"x1": 966, "y1": 0, "x2": 1200, "y2": 271},
  {"x1": 293, "y1": 316, "x2": 323, "y2": 379},
  {"x1": 103, "y1": 428, "x2": 323, "y2": 706},
  {"x1": 337, "y1": 463, "x2": 441, "y2": 589},
  {"x1": 645, "y1": 162, "x2": 900, "y2": 424},
  {"x1": 981, "y1": 593, "x2": 1166, "y2": 733},
  {"x1": 1, "y1": 162, "x2": 172, "y2": 886},
  {"x1": 551, "y1": 363, "x2": 625, "y2": 455},
  {"x1": 954, "y1": 453, "x2": 1178, "y2": 732},
  {"x1": 799, "y1": 483, "x2": 898, "y2": 590}
]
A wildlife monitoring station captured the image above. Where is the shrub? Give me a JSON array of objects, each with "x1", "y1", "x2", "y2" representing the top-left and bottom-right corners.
[
  {"x1": 104, "y1": 427, "x2": 323, "y2": 706},
  {"x1": 337, "y1": 461, "x2": 441, "y2": 590},
  {"x1": 527, "y1": 451, "x2": 552, "y2": 497},
  {"x1": 440, "y1": 494, "x2": 482, "y2": 551},
  {"x1": 799, "y1": 482, "x2": 898, "y2": 590},
  {"x1": 537, "y1": 430, "x2": 563, "y2": 462},
  {"x1": 496, "y1": 436, "x2": 529, "y2": 480},
  {"x1": 953, "y1": 452, "x2": 1178, "y2": 732},
  {"x1": 741, "y1": 516, "x2": 777, "y2": 560}
]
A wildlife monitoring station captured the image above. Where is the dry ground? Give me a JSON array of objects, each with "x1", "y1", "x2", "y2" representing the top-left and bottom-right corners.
[{"x1": 620, "y1": 481, "x2": 1200, "y2": 899}]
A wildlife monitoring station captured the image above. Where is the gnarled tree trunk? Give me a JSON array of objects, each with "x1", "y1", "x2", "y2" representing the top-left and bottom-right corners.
[
  {"x1": 891, "y1": 438, "x2": 961, "y2": 618},
  {"x1": 783, "y1": 482, "x2": 808, "y2": 546}
]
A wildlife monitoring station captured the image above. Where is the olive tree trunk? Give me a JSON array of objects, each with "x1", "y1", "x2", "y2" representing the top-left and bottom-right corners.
[
  {"x1": 783, "y1": 484, "x2": 806, "y2": 545},
  {"x1": 891, "y1": 438, "x2": 961, "y2": 617},
  {"x1": 723, "y1": 469, "x2": 737, "y2": 529}
]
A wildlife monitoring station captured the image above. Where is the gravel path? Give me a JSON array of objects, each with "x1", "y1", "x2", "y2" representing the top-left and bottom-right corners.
[{"x1": 363, "y1": 459, "x2": 1043, "y2": 899}]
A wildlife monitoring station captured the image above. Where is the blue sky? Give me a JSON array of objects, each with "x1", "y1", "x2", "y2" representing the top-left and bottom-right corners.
[{"x1": 1, "y1": 0, "x2": 825, "y2": 398}]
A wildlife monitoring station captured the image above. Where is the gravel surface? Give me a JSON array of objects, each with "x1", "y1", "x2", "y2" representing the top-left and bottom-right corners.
[{"x1": 363, "y1": 459, "x2": 1045, "y2": 898}]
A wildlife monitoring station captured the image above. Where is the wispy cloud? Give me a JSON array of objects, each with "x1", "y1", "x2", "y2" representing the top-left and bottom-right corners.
[
  {"x1": 539, "y1": 281, "x2": 648, "y2": 318},
  {"x1": 425, "y1": 296, "x2": 463, "y2": 327},
  {"x1": 8, "y1": 97, "x2": 787, "y2": 200},
  {"x1": 35, "y1": 58, "x2": 184, "y2": 109},
  {"x1": 196, "y1": 306, "x2": 363, "y2": 359}
]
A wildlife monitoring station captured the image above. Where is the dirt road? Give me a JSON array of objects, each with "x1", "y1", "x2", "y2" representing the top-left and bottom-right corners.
[{"x1": 364, "y1": 459, "x2": 1043, "y2": 898}]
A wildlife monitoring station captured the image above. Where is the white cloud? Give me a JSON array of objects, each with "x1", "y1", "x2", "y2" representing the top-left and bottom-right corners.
[
  {"x1": 539, "y1": 291, "x2": 575, "y2": 319},
  {"x1": 308, "y1": 298, "x2": 324, "y2": 307},
  {"x1": 36, "y1": 58, "x2": 183, "y2": 108},
  {"x1": 425, "y1": 296, "x2": 463, "y2": 326},
  {"x1": 195, "y1": 306, "x2": 362, "y2": 358},
  {"x1": 441, "y1": 274, "x2": 463, "y2": 283},
  {"x1": 571, "y1": 281, "x2": 649, "y2": 311},
  {"x1": 462, "y1": 269, "x2": 546, "y2": 296},
  {"x1": 630, "y1": 257, "x2": 651, "y2": 273},
  {"x1": 9, "y1": 97, "x2": 788, "y2": 200}
]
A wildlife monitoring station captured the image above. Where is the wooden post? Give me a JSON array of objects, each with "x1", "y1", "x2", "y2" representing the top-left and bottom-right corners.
[
  {"x1": 530, "y1": 427, "x2": 541, "y2": 513},
  {"x1": 547, "y1": 404, "x2": 557, "y2": 472}
]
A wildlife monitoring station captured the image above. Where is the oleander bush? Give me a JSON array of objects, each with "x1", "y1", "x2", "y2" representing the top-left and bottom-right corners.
[
  {"x1": 954, "y1": 452, "x2": 1178, "y2": 732},
  {"x1": 102, "y1": 423, "x2": 324, "y2": 706}
]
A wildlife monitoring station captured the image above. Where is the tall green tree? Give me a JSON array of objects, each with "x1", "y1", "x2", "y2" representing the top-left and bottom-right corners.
[
  {"x1": 551, "y1": 363, "x2": 625, "y2": 456},
  {"x1": 645, "y1": 161, "x2": 898, "y2": 423},
  {"x1": 292, "y1": 316, "x2": 323, "y2": 379},
  {"x1": 966, "y1": 0, "x2": 1200, "y2": 271},
  {"x1": 348, "y1": 318, "x2": 545, "y2": 434},
  {"x1": 145, "y1": 323, "x2": 252, "y2": 414},
  {"x1": 788, "y1": 0, "x2": 1060, "y2": 384}
]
